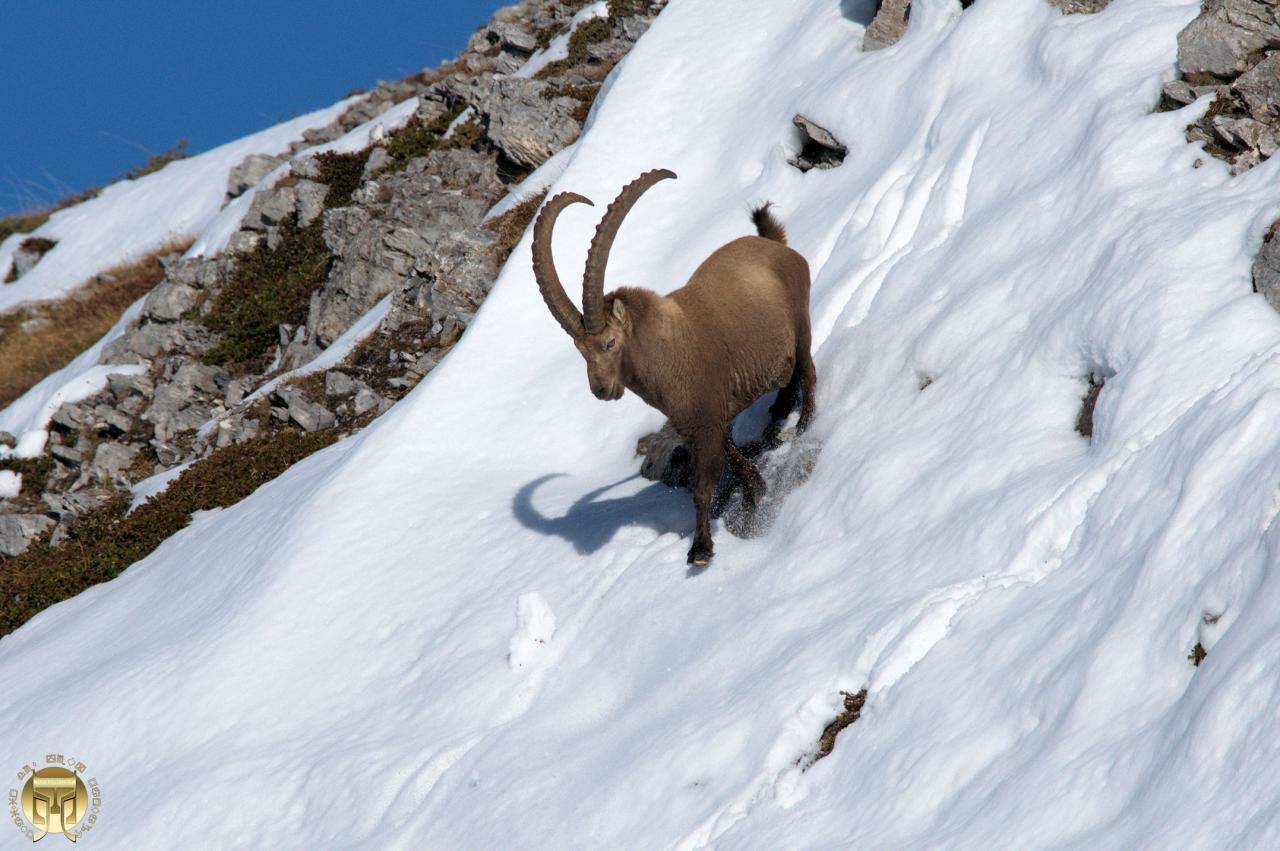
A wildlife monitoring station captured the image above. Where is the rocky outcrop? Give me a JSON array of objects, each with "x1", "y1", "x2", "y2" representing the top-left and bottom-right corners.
[
  {"x1": 1164, "y1": 0, "x2": 1280, "y2": 174},
  {"x1": 0, "y1": 0, "x2": 669, "y2": 557}
]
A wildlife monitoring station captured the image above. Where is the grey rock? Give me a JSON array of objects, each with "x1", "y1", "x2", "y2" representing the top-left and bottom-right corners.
[
  {"x1": 109, "y1": 372, "x2": 155, "y2": 401},
  {"x1": 1177, "y1": 0, "x2": 1280, "y2": 78},
  {"x1": 295, "y1": 180, "x2": 330, "y2": 228},
  {"x1": 469, "y1": 77, "x2": 583, "y2": 169},
  {"x1": 226, "y1": 229, "x2": 263, "y2": 255},
  {"x1": 0, "y1": 431, "x2": 15, "y2": 448},
  {"x1": 864, "y1": 0, "x2": 911, "y2": 51},
  {"x1": 325, "y1": 370, "x2": 357, "y2": 397},
  {"x1": 1233, "y1": 51, "x2": 1280, "y2": 121},
  {"x1": 790, "y1": 114, "x2": 848, "y2": 171},
  {"x1": 1255, "y1": 226, "x2": 1280, "y2": 312},
  {"x1": 291, "y1": 156, "x2": 323, "y2": 180},
  {"x1": 227, "y1": 153, "x2": 286, "y2": 199},
  {"x1": 1163, "y1": 79, "x2": 1198, "y2": 106},
  {"x1": 0, "y1": 514, "x2": 54, "y2": 557},
  {"x1": 352, "y1": 386, "x2": 387, "y2": 416},
  {"x1": 214, "y1": 415, "x2": 259, "y2": 448},
  {"x1": 273, "y1": 386, "x2": 336, "y2": 431},
  {"x1": 363, "y1": 147, "x2": 393, "y2": 178},
  {"x1": 49, "y1": 443, "x2": 82, "y2": 466},
  {"x1": 90, "y1": 405, "x2": 134, "y2": 436},
  {"x1": 242, "y1": 184, "x2": 297, "y2": 231},
  {"x1": 144, "y1": 282, "x2": 201, "y2": 322},
  {"x1": 49, "y1": 404, "x2": 85, "y2": 433},
  {"x1": 87, "y1": 441, "x2": 140, "y2": 486}
]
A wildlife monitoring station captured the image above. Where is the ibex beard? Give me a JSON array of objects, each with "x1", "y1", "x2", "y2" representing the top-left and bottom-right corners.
[{"x1": 532, "y1": 169, "x2": 816, "y2": 566}]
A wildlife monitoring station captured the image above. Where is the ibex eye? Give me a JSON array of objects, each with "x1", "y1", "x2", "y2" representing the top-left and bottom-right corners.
[{"x1": 605, "y1": 339, "x2": 616, "y2": 351}]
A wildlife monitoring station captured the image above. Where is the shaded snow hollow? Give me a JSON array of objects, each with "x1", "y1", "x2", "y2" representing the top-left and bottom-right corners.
[{"x1": 4, "y1": 0, "x2": 1280, "y2": 847}]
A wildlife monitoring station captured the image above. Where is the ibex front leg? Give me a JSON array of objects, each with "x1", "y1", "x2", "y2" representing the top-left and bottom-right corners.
[{"x1": 687, "y1": 430, "x2": 725, "y2": 566}]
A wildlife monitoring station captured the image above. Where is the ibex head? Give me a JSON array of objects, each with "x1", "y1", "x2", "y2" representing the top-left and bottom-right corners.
[{"x1": 531, "y1": 168, "x2": 676, "y2": 401}]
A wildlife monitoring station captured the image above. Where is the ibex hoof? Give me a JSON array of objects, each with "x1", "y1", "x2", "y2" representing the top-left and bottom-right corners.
[{"x1": 687, "y1": 541, "x2": 714, "y2": 566}]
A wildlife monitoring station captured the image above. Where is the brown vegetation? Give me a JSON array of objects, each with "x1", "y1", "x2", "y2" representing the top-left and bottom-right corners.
[
  {"x1": 0, "y1": 427, "x2": 337, "y2": 637},
  {"x1": 486, "y1": 189, "x2": 548, "y2": 266},
  {"x1": 0, "y1": 238, "x2": 192, "y2": 408}
]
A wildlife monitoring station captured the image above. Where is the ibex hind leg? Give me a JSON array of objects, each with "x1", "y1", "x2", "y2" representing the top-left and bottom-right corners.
[{"x1": 796, "y1": 349, "x2": 816, "y2": 434}]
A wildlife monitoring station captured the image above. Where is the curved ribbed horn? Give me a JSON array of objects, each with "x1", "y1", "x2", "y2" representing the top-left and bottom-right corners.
[
  {"x1": 532, "y1": 191, "x2": 594, "y2": 340},
  {"x1": 582, "y1": 168, "x2": 677, "y2": 333}
]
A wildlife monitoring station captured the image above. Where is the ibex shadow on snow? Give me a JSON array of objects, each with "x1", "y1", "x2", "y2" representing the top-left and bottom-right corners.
[{"x1": 532, "y1": 169, "x2": 816, "y2": 565}]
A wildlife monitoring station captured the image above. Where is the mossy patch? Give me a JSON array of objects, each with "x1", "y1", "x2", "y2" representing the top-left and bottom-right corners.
[
  {"x1": 1076, "y1": 374, "x2": 1105, "y2": 439},
  {"x1": 375, "y1": 104, "x2": 468, "y2": 177},
  {"x1": 202, "y1": 149, "x2": 370, "y2": 369},
  {"x1": 808, "y1": 689, "x2": 867, "y2": 767},
  {"x1": 0, "y1": 427, "x2": 338, "y2": 637}
]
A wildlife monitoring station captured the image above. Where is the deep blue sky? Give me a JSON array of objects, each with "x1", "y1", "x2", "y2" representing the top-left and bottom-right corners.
[{"x1": 0, "y1": 1, "x2": 499, "y2": 216}]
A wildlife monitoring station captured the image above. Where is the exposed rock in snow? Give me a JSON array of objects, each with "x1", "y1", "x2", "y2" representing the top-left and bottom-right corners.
[{"x1": 0, "y1": 513, "x2": 51, "y2": 556}]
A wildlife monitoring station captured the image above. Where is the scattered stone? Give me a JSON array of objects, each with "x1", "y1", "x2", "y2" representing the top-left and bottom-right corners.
[
  {"x1": 1234, "y1": 52, "x2": 1280, "y2": 122},
  {"x1": 0, "y1": 431, "x2": 15, "y2": 449},
  {"x1": 144, "y1": 282, "x2": 202, "y2": 322},
  {"x1": 273, "y1": 385, "x2": 336, "y2": 432},
  {"x1": 295, "y1": 180, "x2": 330, "y2": 228},
  {"x1": 242, "y1": 183, "x2": 298, "y2": 231},
  {"x1": 324, "y1": 370, "x2": 356, "y2": 397},
  {"x1": 0, "y1": 514, "x2": 54, "y2": 557},
  {"x1": 49, "y1": 444, "x2": 82, "y2": 466}
]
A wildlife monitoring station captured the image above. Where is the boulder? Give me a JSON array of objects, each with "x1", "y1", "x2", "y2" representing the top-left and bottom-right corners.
[
  {"x1": 1178, "y1": 0, "x2": 1280, "y2": 78},
  {"x1": 1233, "y1": 51, "x2": 1280, "y2": 121},
  {"x1": 0, "y1": 514, "x2": 54, "y2": 557},
  {"x1": 226, "y1": 153, "x2": 286, "y2": 199},
  {"x1": 144, "y1": 282, "x2": 202, "y2": 322}
]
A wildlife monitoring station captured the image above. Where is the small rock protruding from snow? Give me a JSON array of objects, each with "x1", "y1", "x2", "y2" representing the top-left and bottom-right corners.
[
  {"x1": 508, "y1": 592, "x2": 557, "y2": 670},
  {"x1": 789, "y1": 114, "x2": 848, "y2": 172},
  {"x1": 1254, "y1": 223, "x2": 1280, "y2": 312},
  {"x1": 863, "y1": 0, "x2": 911, "y2": 51}
]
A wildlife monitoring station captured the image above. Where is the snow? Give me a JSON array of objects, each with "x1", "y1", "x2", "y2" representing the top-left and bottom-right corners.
[
  {"x1": 4, "y1": 0, "x2": 1280, "y2": 848},
  {"x1": 508, "y1": 592, "x2": 558, "y2": 670},
  {"x1": 0, "y1": 96, "x2": 360, "y2": 314},
  {"x1": 0, "y1": 471, "x2": 20, "y2": 499}
]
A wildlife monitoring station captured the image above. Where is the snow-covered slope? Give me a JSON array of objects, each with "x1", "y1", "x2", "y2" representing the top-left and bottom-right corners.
[
  {"x1": 0, "y1": 97, "x2": 358, "y2": 313},
  {"x1": 4, "y1": 0, "x2": 1280, "y2": 847}
]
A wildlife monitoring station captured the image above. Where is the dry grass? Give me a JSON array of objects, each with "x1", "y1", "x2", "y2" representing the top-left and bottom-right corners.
[
  {"x1": 486, "y1": 189, "x2": 548, "y2": 267},
  {"x1": 0, "y1": 238, "x2": 192, "y2": 408}
]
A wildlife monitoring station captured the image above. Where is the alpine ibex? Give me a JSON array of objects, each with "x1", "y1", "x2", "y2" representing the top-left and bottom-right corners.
[{"x1": 531, "y1": 169, "x2": 816, "y2": 566}]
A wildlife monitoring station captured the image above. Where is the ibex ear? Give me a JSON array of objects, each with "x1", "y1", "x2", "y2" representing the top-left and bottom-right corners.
[{"x1": 612, "y1": 299, "x2": 626, "y2": 320}]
